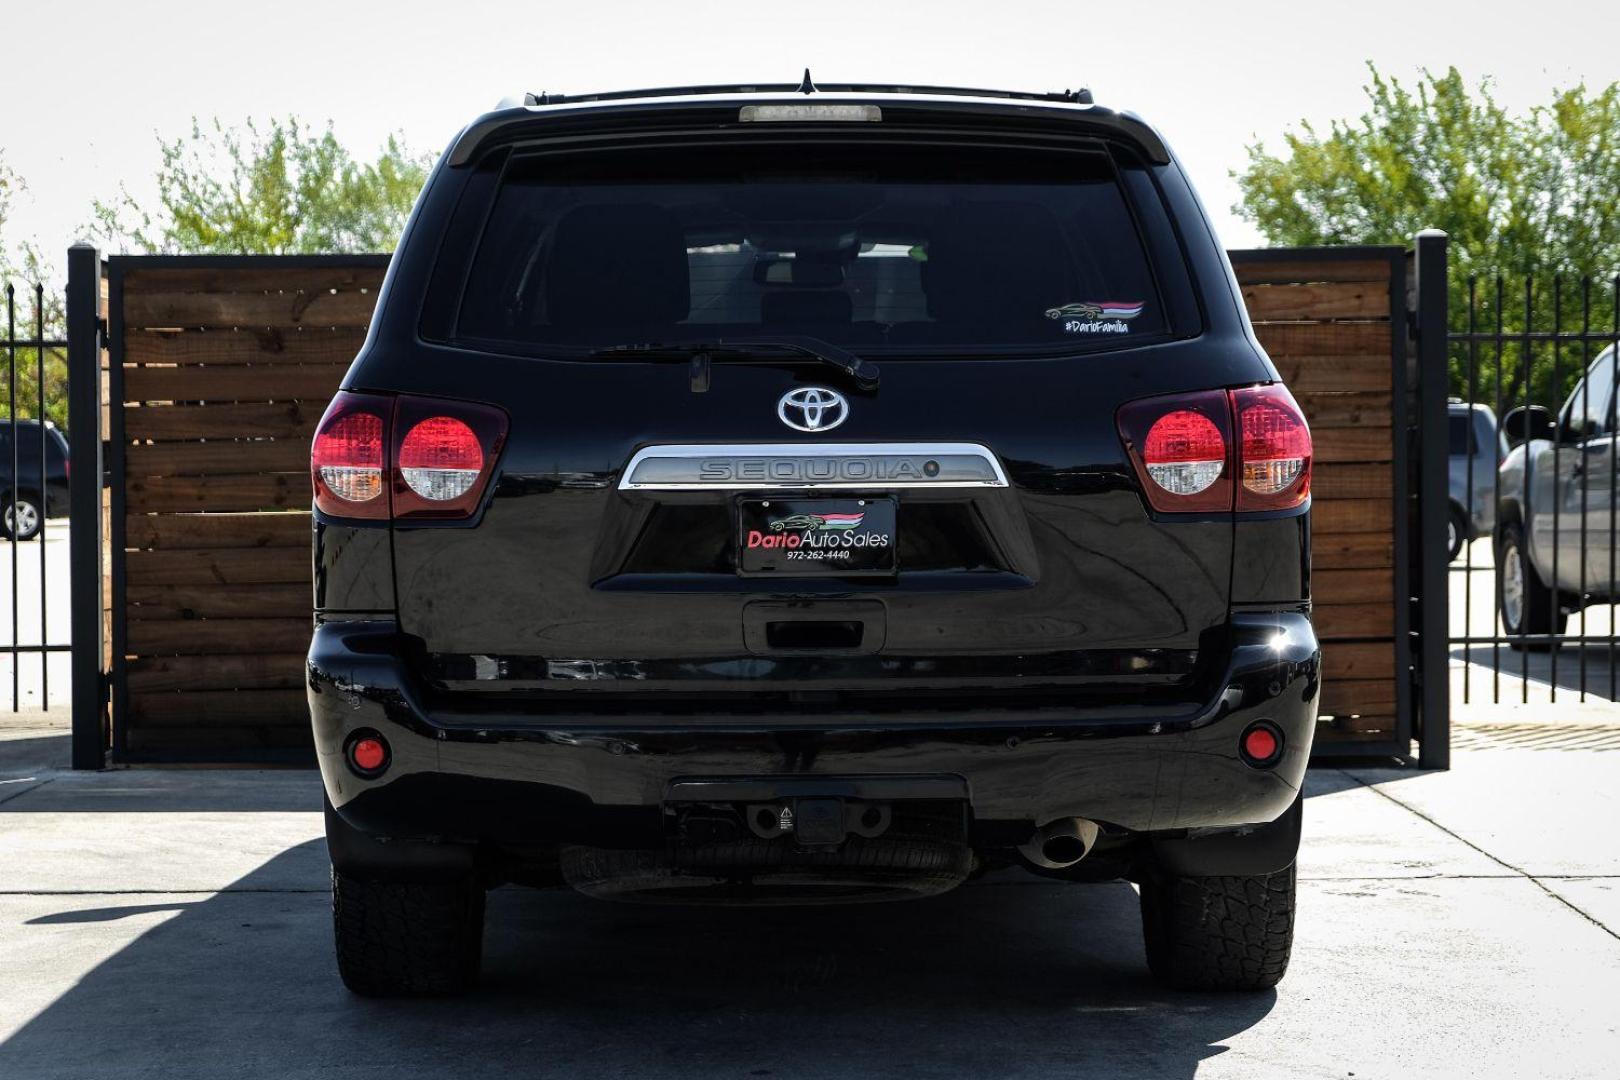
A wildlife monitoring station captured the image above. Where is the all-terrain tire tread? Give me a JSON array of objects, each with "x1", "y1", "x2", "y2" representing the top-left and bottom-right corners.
[
  {"x1": 1141, "y1": 863, "x2": 1295, "y2": 991},
  {"x1": 331, "y1": 868, "x2": 485, "y2": 996}
]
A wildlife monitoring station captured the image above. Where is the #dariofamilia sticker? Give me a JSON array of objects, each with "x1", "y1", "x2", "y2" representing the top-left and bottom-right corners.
[{"x1": 1045, "y1": 301, "x2": 1145, "y2": 335}]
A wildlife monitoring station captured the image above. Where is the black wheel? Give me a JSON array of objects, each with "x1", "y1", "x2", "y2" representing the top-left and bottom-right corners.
[
  {"x1": 1, "y1": 494, "x2": 42, "y2": 541},
  {"x1": 1498, "y1": 522, "x2": 1565, "y2": 651},
  {"x1": 1447, "y1": 504, "x2": 1467, "y2": 562},
  {"x1": 332, "y1": 867, "x2": 485, "y2": 996},
  {"x1": 1140, "y1": 863, "x2": 1295, "y2": 991}
]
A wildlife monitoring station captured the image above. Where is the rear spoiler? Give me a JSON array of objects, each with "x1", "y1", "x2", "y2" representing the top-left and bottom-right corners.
[{"x1": 446, "y1": 92, "x2": 1172, "y2": 168}]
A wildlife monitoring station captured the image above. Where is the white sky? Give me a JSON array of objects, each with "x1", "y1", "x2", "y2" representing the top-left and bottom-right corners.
[{"x1": 1, "y1": 0, "x2": 1615, "y2": 268}]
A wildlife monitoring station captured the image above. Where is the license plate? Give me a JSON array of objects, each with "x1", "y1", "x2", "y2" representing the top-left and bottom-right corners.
[{"x1": 738, "y1": 498, "x2": 897, "y2": 576}]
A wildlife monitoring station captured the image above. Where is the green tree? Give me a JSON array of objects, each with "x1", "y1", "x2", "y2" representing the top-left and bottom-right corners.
[
  {"x1": 92, "y1": 117, "x2": 434, "y2": 255},
  {"x1": 0, "y1": 154, "x2": 68, "y2": 428},
  {"x1": 1236, "y1": 66, "x2": 1620, "y2": 404}
]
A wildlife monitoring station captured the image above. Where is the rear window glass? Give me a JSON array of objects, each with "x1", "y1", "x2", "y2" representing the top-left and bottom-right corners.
[
  {"x1": 1448, "y1": 415, "x2": 1472, "y2": 455},
  {"x1": 436, "y1": 143, "x2": 1167, "y2": 354}
]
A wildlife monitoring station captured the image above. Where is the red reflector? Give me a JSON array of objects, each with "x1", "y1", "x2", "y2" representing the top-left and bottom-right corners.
[
  {"x1": 1242, "y1": 725, "x2": 1280, "y2": 764},
  {"x1": 350, "y1": 737, "x2": 387, "y2": 773}
]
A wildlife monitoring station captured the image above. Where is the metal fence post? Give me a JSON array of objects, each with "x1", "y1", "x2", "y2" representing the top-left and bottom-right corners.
[
  {"x1": 1414, "y1": 229, "x2": 1451, "y2": 769},
  {"x1": 66, "y1": 243, "x2": 106, "y2": 770}
]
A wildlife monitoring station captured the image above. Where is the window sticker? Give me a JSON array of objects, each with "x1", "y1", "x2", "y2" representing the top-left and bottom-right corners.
[{"x1": 1046, "y1": 301, "x2": 1144, "y2": 335}]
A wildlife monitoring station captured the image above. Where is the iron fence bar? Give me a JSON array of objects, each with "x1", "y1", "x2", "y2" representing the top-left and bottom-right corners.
[
  {"x1": 67, "y1": 243, "x2": 106, "y2": 769},
  {"x1": 1550, "y1": 276, "x2": 1561, "y2": 702},
  {"x1": 1463, "y1": 276, "x2": 1477, "y2": 702},
  {"x1": 8, "y1": 284, "x2": 18, "y2": 711},
  {"x1": 1414, "y1": 230, "x2": 1450, "y2": 768},
  {"x1": 1451, "y1": 330, "x2": 1619, "y2": 342},
  {"x1": 36, "y1": 285, "x2": 48, "y2": 707},
  {"x1": 1577, "y1": 279, "x2": 1589, "y2": 701},
  {"x1": 1493, "y1": 275, "x2": 1504, "y2": 703},
  {"x1": 1612, "y1": 275, "x2": 1620, "y2": 701},
  {"x1": 1520, "y1": 276, "x2": 1533, "y2": 700}
]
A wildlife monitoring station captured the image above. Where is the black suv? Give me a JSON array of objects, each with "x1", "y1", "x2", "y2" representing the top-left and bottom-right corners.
[
  {"x1": 1, "y1": 419, "x2": 71, "y2": 541},
  {"x1": 309, "y1": 82, "x2": 1318, "y2": 997}
]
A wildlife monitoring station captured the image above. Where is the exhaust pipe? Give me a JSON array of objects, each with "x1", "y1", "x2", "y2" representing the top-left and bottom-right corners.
[{"x1": 1019, "y1": 818, "x2": 1100, "y2": 870}]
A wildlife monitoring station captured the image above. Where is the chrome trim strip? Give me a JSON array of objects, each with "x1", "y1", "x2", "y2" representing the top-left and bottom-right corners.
[{"x1": 618, "y1": 442, "x2": 1010, "y2": 491}]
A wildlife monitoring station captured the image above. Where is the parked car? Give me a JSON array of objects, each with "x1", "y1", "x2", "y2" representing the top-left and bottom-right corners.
[
  {"x1": 0, "y1": 419, "x2": 70, "y2": 541},
  {"x1": 1497, "y1": 344, "x2": 1620, "y2": 646},
  {"x1": 1448, "y1": 401, "x2": 1504, "y2": 560},
  {"x1": 308, "y1": 81, "x2": 1319, "y2": 997}
]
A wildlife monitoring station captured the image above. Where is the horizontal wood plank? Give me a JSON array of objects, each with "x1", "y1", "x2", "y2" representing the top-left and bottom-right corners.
[
  {"x1": 1271, "y1": 355, "x2": 1393, "y2": 394},
  {"x1": 122, "y1": 265, "x2": 386, "y2": 295},
  {"x1": 127, "y1": 583, "x2": 311, "y2": 620},
  {"x1": 1314, "y1": 601, "x2": 1395, "y2": 638},
  {"x1": 1312, "y1": 531, "x2": 1395, "y2": 569},
  {"x1": 1314, "y1": 427, "x2": 1393, "y2": 463},
  {"x1": 128, "y1": 617, "x2": 311, "y2": 656},
  {"x1": 1229, "y1": 257, "x2": 1395, "y2": 287},
  {"x1": 126, "y1": 689, "x2": 310, "y2": 727},
  {"x1": 123, "y1": 289, "x2": 381, "y2": 330},
  {"x1": 1322, "y1": 641, "x2": 1397, "y2": 683},
  {"x1": 1320, "y1": 678, "x2": 1399, "y2": 715},
  {"x1": 127, "y1": 474, "x2": 307, "y2": 514},
  {"x1": 123, "y1": 401, "x2": 319, "y2": 440},
  {"x1": 125, "y1": 327, "x2": 368, "y2": 366},
  {"x1": 1242, "y1": 282, "x2": 1390, "y2": 322},
  {"x1": 124, "y1": 362, "x2": 346, "y2": 403},
  {"x1": 128, "y1": 653, "x2": 307, "y2": 692},
  {"x1": 1254, "y1": 322, "x2": 1391, "y2": 358},
  {"x1": 126, "y1": 546, "x2": 310, "y2": 586},
  {"x1": 1296, "y1": 392, "x2": 1391, "y2": 429},
  {"x1": 1323, "y1": 713, "x2": 1399, "y2": 734},
  {"x1": 125, "y1": 512, "x2": 309, "y2": 551},
  {"x1": 1313, "y1": 498, "x2": 1393, "y2": 534},
  {"x1": 127, "y1": 440, "x2": 312, "y2": 477},
  {"x1": 1315, "y1": 568, "x2": 1395, "y2": 605},
  {"x1": 1313, "y1": 463, "x2": 1394, "y2": 501}
]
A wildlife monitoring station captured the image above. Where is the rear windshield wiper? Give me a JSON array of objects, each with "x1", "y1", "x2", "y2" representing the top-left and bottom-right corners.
[{"x1": 589, "y1": 335, "x2": 880, "y2": 390}]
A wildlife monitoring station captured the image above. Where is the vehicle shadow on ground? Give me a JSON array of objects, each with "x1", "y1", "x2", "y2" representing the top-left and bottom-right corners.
[{"x1": 0, "y1": 837, "x2": 1278, "y2": 1080}]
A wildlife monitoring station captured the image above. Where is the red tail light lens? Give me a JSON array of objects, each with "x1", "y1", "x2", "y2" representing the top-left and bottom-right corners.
[
  {"x1": 391, "y1": 397, "x2": 507, "y2": 520},
  {"x1": 312, "y1": 393, "x2": 391, "y2": 519},
  {"x1": 1118, "y1": 384, "x2": 1311, "y2": 514},
  {"x1": 1118, "y1": 390, "x2": 1234, "y2": 512},
  {"x1": 311, "y1": 392, "x2": 507, "y2": 522},
  {"x1": 400, "y1": 417, "x2": 484, "y2": 502},
  {"x1": 1233, "y1": 385, "x2": 1312, "y2": 511}
]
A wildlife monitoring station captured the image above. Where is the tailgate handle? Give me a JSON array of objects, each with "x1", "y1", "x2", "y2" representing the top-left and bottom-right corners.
[{"x1": 743, "y1": 600, "x2": 886, "y2": 655}]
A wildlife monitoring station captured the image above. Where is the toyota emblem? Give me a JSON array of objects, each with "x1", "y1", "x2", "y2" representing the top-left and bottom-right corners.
[{"x1": 777, "y1": 387, "x2": 849, "y2": 433}]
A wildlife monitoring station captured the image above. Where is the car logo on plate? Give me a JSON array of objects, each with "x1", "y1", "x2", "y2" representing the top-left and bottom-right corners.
[{"x1": 777, "y1": 387, "x2": 849, "y2": 433}]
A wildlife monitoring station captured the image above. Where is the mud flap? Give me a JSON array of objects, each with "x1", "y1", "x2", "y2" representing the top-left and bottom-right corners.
[{"x1": 1150, "y1": 794, "x2": 1302, "y2": 876}]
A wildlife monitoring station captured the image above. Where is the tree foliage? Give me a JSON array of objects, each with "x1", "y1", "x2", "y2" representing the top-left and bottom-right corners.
[
  {"x1": 92, "y1": 117, "x2": 433, "y2": 255},
  {"x1": 1236, "y1": 66, "x2": 1620, "y2": 404},
  {"x1": 0, "y1": 153, "x2": 67, "y2": 428}
]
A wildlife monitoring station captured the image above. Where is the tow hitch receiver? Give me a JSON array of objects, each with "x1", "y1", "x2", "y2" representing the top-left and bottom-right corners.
[{"x1": 663, "y1": 775, "x2": 968, "y2": 847}]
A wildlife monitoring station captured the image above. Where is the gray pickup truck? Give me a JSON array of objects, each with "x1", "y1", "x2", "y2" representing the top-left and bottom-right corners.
[{"x1": 1497, "y1": 345, "x2": 1620, "y2": 646}]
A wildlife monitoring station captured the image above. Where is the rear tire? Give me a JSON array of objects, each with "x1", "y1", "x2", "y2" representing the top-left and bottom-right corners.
[
  {"x1": 1140, "y1": 863, "x2": 1295, "y2": 991},
  {"x1": 332, "y1": 868, "x2": 485, "y2": 996},
  {"x1": 1498, "y1": 522, "x2": 1565, "y2": 651},
  {"x1": 1, "y1": 494, "x2": 42, "y2": 541}
]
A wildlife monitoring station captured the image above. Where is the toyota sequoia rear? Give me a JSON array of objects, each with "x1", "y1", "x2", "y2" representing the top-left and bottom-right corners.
[{"x1": 308, "y1": 82, "x2": 1319, "y2": 997}]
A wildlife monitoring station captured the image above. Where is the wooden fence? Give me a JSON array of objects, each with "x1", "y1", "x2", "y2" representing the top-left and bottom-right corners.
[{"x1": 102, "y1": 249, "x2": 1411, "y2": 760}]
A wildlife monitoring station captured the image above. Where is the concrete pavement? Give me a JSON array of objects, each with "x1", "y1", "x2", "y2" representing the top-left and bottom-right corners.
[{"x1": 2, "y1": 726, "x2": 1617, "y2": 1079}]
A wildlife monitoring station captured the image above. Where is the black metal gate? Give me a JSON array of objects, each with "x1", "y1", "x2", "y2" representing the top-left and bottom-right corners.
[
  {"x1": 0, "y1": 275, "x2": 72, "y2": 715},
  {"x1": 1445, "y1": 244, "x2": 1620, "y2": 704}
]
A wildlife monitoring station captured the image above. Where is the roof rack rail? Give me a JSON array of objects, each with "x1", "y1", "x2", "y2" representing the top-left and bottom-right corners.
[{"x1": 514, "y1": 79, "x2": 1094, "y2": 108}]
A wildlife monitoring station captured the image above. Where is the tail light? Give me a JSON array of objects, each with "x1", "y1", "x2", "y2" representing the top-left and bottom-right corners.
[
  {"x1": 1118, "y1": 384, "x2": 1311, "y2": 514},
  {"x1": 1118, "y1": 390, "x2": 1234, "y2": 512},
  {"x1": 311, "y1": 391, "x2": 507, "y2": 522},
  {"x1": 1233, "y1": 384, "x2": 1311, "y2": 511}
]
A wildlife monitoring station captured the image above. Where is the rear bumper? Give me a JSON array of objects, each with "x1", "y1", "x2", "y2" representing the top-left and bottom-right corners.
[{"x1": 310, "y1": 611, "x2": 1319, "y2": 847}]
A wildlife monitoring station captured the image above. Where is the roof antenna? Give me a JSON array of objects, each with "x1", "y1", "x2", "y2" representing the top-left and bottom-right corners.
[
  {"x1": 1067, "y1": 87, "x2": 1094, "y2": 104},
  {"x1": 797, "y1": 68, "x2": 817, "y2": 95}
]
